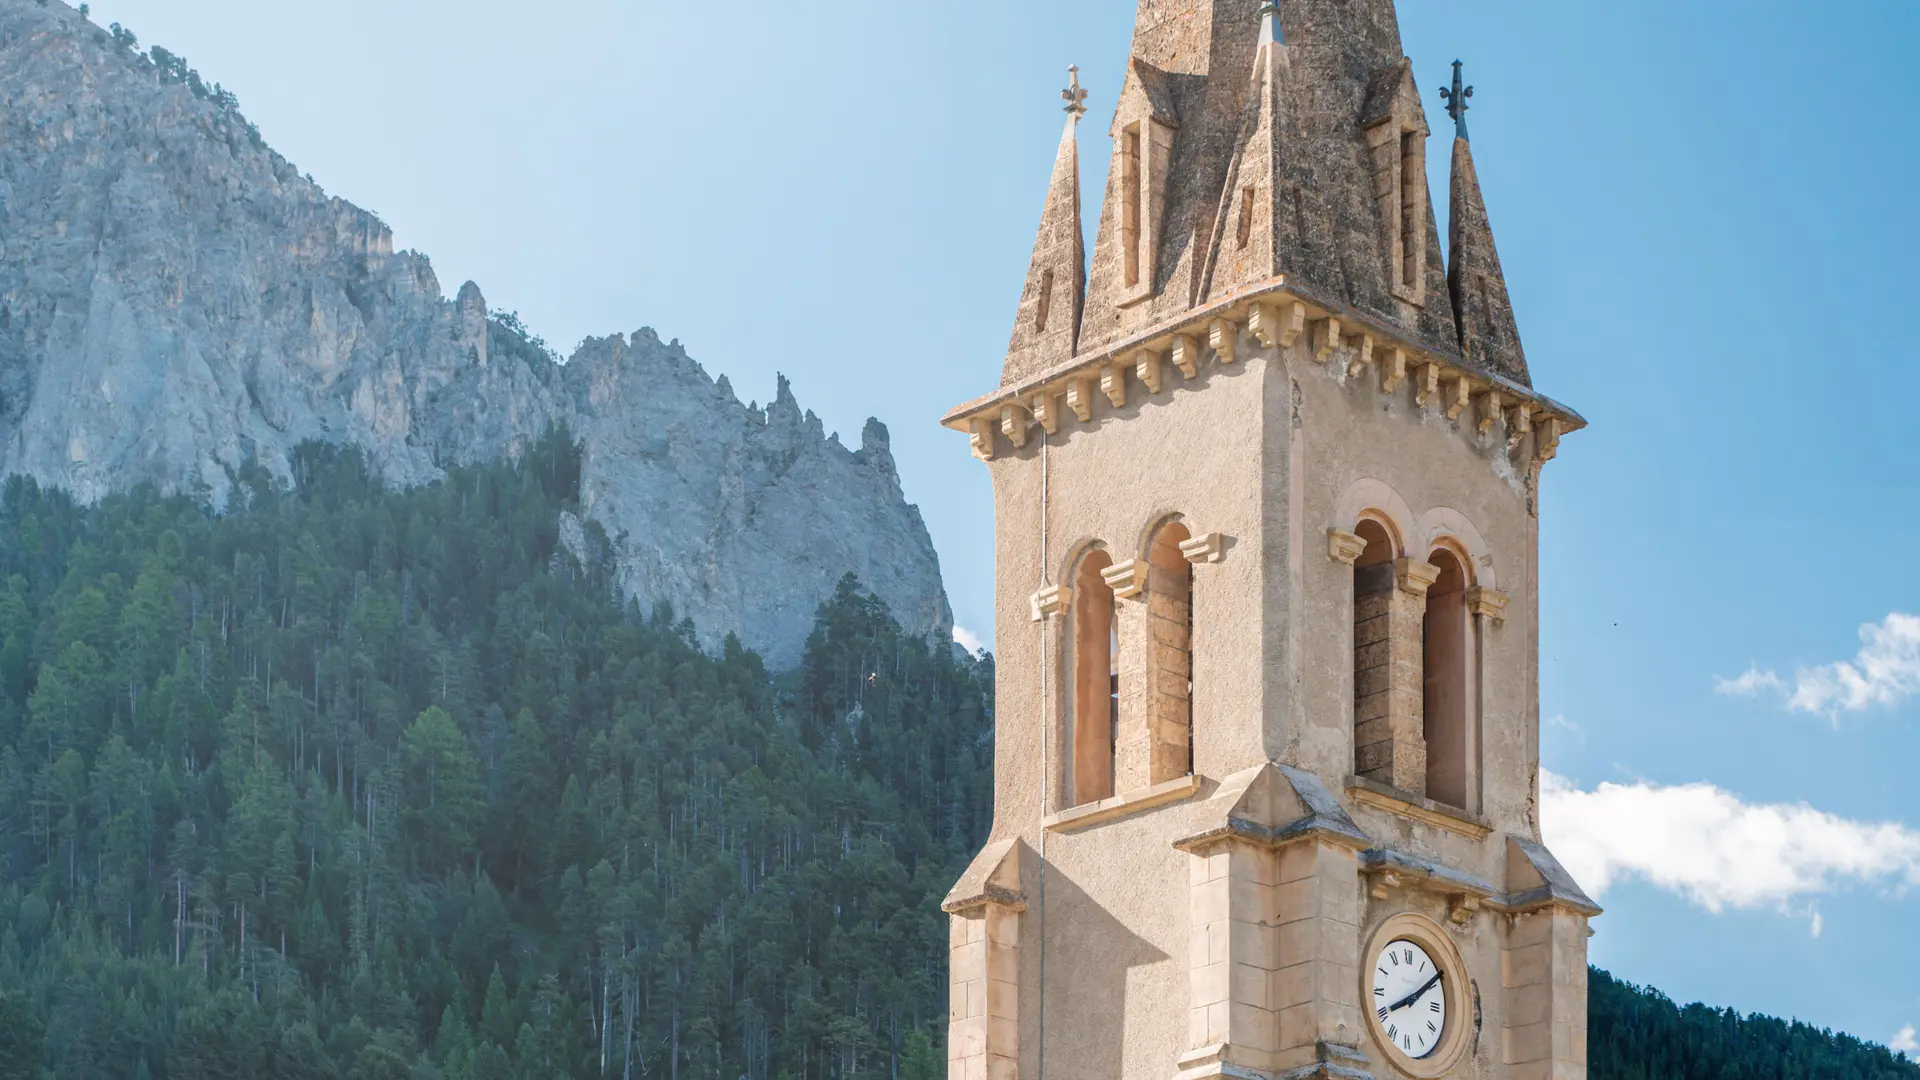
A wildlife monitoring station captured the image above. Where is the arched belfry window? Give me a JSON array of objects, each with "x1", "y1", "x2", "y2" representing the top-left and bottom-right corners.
[
  {"x1": 1422, "y1": 549, "x2": 1475, "y2": 810},
  {"x1": 1144, "y1": 522, "x2": 1195, "y2": 782},
  {"x1": 1070, "y1": 550, "x2": 1118, "y2": 806}
]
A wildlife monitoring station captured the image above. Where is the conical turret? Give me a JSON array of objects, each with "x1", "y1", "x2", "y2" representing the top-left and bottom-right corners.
[
  {"x1": 1444, "y1": 61, "x2": 1530, "y2": 386},
  {"x1": 1002, "y1": 70, "x2": 1089, "y2": 387}
]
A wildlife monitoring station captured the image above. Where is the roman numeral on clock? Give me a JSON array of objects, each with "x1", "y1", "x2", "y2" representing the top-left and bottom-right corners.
[
  {"x1": 1378, "y1": 1007, "x2": 1390, "y2": 1021},
  {"x1": 1431, "y1": 1001, "x2": 1442, "y2": 1012}
]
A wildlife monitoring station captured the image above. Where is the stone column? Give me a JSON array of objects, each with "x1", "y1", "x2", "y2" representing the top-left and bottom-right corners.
[
  {"x1": 1354, "y1": 558, "x2": 1438, "y2": 795},
  {"x1": 945, "y1": 841, "x2": 1026, "y2": 1080},
  {"x1": 1145, "y1": 546, "x2": 1194, "y2": 785}
]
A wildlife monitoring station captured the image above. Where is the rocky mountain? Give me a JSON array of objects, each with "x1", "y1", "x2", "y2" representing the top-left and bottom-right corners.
[{"x1": 0, "y1": 0, "x2": 950, "y2": 664}]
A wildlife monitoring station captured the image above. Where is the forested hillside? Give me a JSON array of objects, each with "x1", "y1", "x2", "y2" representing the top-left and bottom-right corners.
[
  {"x1": 0, "y1": 433, "x2": 993, "y2": 1079},
  {"x1": 0, "y1": 433, "x2": 1911, "y2": 1080},
  {"x1": 1590, "y1": 968, "x2": 1917, "y2": 1080}
]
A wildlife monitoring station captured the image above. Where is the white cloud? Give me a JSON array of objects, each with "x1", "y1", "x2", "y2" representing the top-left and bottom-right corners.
[
  {"x1": 1808, "y1": 909, "x2": 1823, "y2": 939},
  {"x1": 1891, "y1": 1025, "x2": 1917, "y2": 1055},
  {"x1": 1714, "y1": 665, "x2": 1785, "y2": 697},
  {"x1": 952, "y1": 625, "x2": 988, "y2": 655},
  {"x1": 1716, "y1": 613, "x2": 1920, "y2": 716},
  {"x1": 1541, "y1": 771, "x2": 1920, "y2": 913}
]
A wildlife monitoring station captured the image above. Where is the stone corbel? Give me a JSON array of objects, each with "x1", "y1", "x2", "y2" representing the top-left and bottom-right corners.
[
  {"x1": 1414, "y1": 362, "x2": 1442, "y2": 408},
  {"x1": 1449, "y1": 893, "x2": 1481, "y2": 926},
  {"x1": 1368, "y1": 868, "x2": 1404, "y2": 901},
  {"x1": 1101, "y1": 362, "x2": 1129, "y2": 408},
  {"x1": 969, "y1": 417, "x2": 996, "y2": 461},
  {"x1": 1030, "y1": 391, "x2": 1062, "y2": 435},
  {"x1": 1476, "y1": 388, "x2": 1505, "y2": 436},
  {"x1": 1535, "y1": 415, "x2": 1563, "y2": 466},
  {"x1": 1445, "y1": 375, "x2": 1471, "y2": 421},
  {"x1": 1312, "y1": 317, "x2": 1342, "y2": 363},
  {"x1": 1208, "y1": 318, "x2": 1239, "y2": 364},
  {"x1": 1505, "y1": 403, "x2": 1532, "y2": 449},
  {"x1": 1180, "y1": 533, "x2": 1225, "y2": 564},
  {"x1": 1466, "y1": 586, "x2": 1510, "y2": 622},
  {"x1": 1101, "y1": 558, "x2": 1149, "y2": 599},
  {"x1": 1381, "y1": 347, "x2": 1410, "y2": 393},
  {"x1": 1250, "y1": 300, "x2": 1306, "y2": 349},
  {"x1": 1066, "y1": 378, "x2": 1095, "y2": 423},
  {"x1": 1001, "y1": 404, "x2": 1030, "y2": 449},
  {"x1": 1135, "y1": 348, "x2": 1164, "y2": 395},
  {"x1": 1030, "y1": 584, "x2": 1072, "y2": 622},
  {"x1": 1328, "y1": 529, "x2": 1368, "y2": 566},
  {"x1": 1347, "y1": 333, "x2": 1375, "y2": 379},
  {"x1": 1171, "y1": 334, "x2": 1202, "y2": 379},
  {"x1": 1395, "y1": 557, "x2": 1441, "y2": 597}
]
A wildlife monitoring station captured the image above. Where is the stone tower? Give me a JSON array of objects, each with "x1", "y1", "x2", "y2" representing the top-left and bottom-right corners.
[{"x1": 942, "y1": 3, "x2": 1598, "y2": 1080}]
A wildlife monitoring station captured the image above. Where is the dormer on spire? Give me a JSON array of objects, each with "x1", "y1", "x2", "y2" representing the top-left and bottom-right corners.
[
  {"x1": 1002, "y1": 69, "x2": 1090, "y2": 387},
  {"x1": 1445, "y1": 65, "x2": 1530, "y2": 386},
  {"x1": 1198, "y1": 1, "x2": 1302, "y2": 302}
]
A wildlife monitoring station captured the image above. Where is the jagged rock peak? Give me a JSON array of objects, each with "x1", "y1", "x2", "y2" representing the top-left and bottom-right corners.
[{"x1": 0, "y1": 0, "x2": 951, "y2": 666}]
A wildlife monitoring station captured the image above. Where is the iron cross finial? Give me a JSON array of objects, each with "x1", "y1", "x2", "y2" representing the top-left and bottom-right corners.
[
  {"x1": 1440, "y1": 59, "x2": 1474, "y2": 141},
  {"x1": 1063, "y1": 65, "x2": 1089, "y2": 119}
]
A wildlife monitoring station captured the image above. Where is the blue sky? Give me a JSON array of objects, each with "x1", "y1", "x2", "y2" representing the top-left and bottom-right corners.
[{"x1": 75, "y1": 0, "x2": 1920, "y2": 1053}]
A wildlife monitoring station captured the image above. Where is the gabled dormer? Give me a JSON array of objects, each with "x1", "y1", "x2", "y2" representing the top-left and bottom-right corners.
[
  {"x1": 1361, "y1": 58, "x2": 1433, "y2": 308},
  {"x1": 1110, "y1": 58, "x2": 1180, "y2": 308}
]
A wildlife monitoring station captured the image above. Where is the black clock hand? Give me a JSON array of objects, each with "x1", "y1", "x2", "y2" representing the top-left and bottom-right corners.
[{"x1": 1388, "y1": 970, "x2": 1443, "y2": 1013}]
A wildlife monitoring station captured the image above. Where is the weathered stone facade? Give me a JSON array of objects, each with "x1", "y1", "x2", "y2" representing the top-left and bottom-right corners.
[{"x1": 945, "y1": 3, "x2": 1596, "y2": 1080}]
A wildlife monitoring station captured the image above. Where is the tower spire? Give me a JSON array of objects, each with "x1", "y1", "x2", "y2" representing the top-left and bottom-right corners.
[
  {"x1": 1002, "y1": 68, "x2": 1089, "y2": 386},
  {"x1": 1445, "y1": 68, "x2": 1529, "y2": 385}
]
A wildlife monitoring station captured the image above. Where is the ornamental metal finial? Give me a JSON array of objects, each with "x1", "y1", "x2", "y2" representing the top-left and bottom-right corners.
[
  {"x1": 1258, "y1": 0, "x2": 1284, "y2": 44},
  {"x1": 1063, "y1": 66, "x2": 1089, "y2": 120},
  {"x1": 1440, "y1": 59, "x2": 1473, "y2": 141}
]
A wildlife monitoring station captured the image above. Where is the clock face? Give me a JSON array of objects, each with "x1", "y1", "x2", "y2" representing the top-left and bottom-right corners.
[{"x1": 1372, "y1": 939, "x2": 1447, "y2": 1060}]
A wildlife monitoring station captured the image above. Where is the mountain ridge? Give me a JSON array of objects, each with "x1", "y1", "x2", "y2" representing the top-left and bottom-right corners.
[{"x1": 0, "y1": 0, "x2": 950, "y2": 665}]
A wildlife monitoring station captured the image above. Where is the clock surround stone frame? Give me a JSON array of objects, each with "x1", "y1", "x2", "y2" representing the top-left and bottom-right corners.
[{"x1": 1362, "y1": 912, "x2": 1473, "y2": 1079}]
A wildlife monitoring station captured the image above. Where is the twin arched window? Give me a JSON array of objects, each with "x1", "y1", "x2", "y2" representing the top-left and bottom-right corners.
[
  {"x1": 1350, "y1": 517, "x2": 1480, "y2": 812},
  {"x1": 1065, "y1": 521, "x2": 1195, "y2": 808}
]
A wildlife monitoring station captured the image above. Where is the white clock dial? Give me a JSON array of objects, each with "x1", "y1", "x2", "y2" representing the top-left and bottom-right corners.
[{"x1": 1371, "y1": 939, "x2": 1446, "y2": 1060}]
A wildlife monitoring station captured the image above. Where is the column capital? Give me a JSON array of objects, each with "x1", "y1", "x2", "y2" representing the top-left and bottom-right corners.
[
  {"x1": 1031, "y1": 584, "x2": 1072, "y2": 622},
  {"x1": 1102, "y1": 558, "x2": 1149, "y2": 599},
  {"x1": 1466, "y1": 586, "x2": 1510, "y2": 622},
  {"x1": 1328, "y1": 529, "x2": 1368, "y2": 566},
  {"x1": 1394, "y1": 558, "x2": 1442, "y2": 596}
]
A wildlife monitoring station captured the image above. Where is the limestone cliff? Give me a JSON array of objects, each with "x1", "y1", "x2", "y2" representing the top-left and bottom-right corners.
[{"x1": 0, "y1": 0, "x2": 950, "y2": 665}]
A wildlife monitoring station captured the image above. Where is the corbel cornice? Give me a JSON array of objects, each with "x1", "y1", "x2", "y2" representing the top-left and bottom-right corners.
[{"x1": 943, "y1": 278, "x2": 1586, "y2": 473}]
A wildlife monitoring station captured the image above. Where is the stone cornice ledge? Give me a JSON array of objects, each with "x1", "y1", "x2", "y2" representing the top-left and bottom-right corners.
[
  {"x1": 940, "y1": 883, "x2": 1027, "y2": 915},
  {"x1": 1359, "y1": 848, "x2": 1500, "y2": 901},
  {"x1": 1044, "y1": 773, "x2": 1203, "y2": 834},
  {"x1": 943, "y1": 275, "x2": 1586, "y2": 434},
  {"x1": 1173, "y1": 812, "x2": 1374, "y2": 855},
  {"x1": 1346, "y1": 776, "x2": 1494, "y2": 840}
]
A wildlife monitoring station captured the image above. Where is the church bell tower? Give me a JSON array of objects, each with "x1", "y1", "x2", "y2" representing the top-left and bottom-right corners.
[{"x1": 942, "y1": 3, "x2": 1599, "y2": 1080}]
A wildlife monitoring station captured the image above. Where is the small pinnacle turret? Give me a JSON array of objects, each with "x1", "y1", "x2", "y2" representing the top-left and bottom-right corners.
[
  {"x1": 1445, "y1": 63, "x2": 1530, "y2": 385},
  {"x1": 1001, "y1": 69, "x2": 1089, "y2": 386}
]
